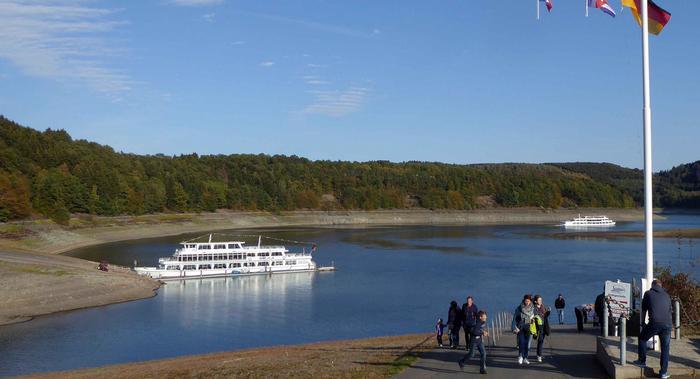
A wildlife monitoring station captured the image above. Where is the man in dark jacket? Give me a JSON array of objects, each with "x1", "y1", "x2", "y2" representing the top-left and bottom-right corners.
[
  {"x1": 461, "y1": 296, "x2": 479, "y2": 351},
  {"x1": 447, "y1": 301, "x2": 462, "y2": 349},
  {"x1": 633, "y1": 280, "x2": 672, "y2": 379},
  {"x1": 594, "y1": 292, "x2": 606, "y2": 334},
  {"x1": 554, "y1": 294, "x2": 565, "y2": 324}
]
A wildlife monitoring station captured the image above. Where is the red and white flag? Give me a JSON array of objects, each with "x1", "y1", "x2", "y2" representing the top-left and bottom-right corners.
[
  {"x1": 540, "y1": 0, "x2": 553, "y2": 12},
  {"x1": 588, "y1": 0, "x2": 616, "y2": 17}
]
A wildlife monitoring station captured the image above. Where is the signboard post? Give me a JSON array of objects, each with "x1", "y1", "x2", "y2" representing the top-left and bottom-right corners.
[{"x1": 605, "y1": 280, "x2": 631, "y2": 319}]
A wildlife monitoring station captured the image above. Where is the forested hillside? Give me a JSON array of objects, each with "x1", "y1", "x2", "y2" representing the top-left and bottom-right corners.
[
  {"x1": 551, "y1": 162, "x2": 700, "y2": 208},
  {"x1": 1, "y1": 116, "x2": 696, "y2": 223}
]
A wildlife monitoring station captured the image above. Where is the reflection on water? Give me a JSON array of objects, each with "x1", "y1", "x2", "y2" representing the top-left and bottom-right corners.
[
  {"x1": 161, "y1": 274, "x2": 314, "y2": 330},
  {"x1": 1, "y1": 214, "x2": 699, "y2": 377}
]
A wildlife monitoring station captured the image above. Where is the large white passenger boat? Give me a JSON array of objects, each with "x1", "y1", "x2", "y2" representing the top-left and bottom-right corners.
[
  {"x1": 563, "y1": 215, "x2": 616, "y2": 228},
  {"x1": 134, "y1": 234, "x2": 333, "y2": 280}
]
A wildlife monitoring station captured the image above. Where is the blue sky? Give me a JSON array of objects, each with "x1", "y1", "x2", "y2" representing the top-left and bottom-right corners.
[{"x1": 0, "y1": 0, "x2": 697, "y2": 170}]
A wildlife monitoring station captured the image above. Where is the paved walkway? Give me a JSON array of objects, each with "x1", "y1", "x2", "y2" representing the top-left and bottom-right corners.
[{"x1": 396, "y1": 325, "x2": 608, "y2": 379}]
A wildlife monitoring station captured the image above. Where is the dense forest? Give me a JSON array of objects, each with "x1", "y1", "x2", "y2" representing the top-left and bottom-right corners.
[{"x1": 0, "y1": 116, "x2": 697, "y2": 223}]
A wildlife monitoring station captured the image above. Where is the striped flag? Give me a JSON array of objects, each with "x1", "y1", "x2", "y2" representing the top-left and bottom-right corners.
[
  {"x1": 622, "y1": 0, "x2": 671, "y2": 35},
  {"x1": 588, "y1": 0, "x2": 616, "y2": 17},
  {"x1": 540, "y1": 0, "x2": 553, "y2": 12}
]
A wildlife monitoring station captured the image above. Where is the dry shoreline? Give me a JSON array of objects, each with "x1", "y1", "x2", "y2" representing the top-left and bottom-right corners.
[
  {"x1": 0, "y1": 208, "x2": 655, "y2": 327},
  {"x1": 20, "y1": 333, "x2": 433, "y2": 379},
  {"x1": 0, "y1": 208, "x2": 656, "y2": 256}
]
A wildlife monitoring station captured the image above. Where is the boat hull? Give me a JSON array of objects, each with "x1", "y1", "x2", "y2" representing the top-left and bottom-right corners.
[
  {"x1": 135, "y1": 266, "x2": 333, "y2": 280},
  {"x1": 563, "y1": 221, "x2": 616, "y2": 228}
]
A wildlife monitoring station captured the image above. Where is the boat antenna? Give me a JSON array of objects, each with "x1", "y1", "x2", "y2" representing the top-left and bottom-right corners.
[
  {"x1": 258, "y1": 235, "x2": 261, "y2": 248},
  {"x1": 208, "y1": 234, "x2": 212, "y2": 243}
]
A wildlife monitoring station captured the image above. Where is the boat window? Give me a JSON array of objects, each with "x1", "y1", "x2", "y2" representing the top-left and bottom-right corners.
[
  {"x1": 214, "y1": 244, "x2": 226, "y2": 249},
  {"x1": 213, "y1": 263, "x2": 226, "y2": 269},
  {"x1": 274, "y1": 261, "x2": 283, "y2": 265},
  {"x1": 272, "y1": 252, "x2": 282, "y2": 256},
  {"x1": 258, "y1": 262, "x2": 269, "y2": 266},
  {"x1": 184, "y1": 265, "x2": 196, "y2": 270},
  {"x1": 166, "y1": 265, "x2": 180, "y2": 270},
  {"x1": 285, "y1": 260, "x2": 297, "y2": 265},
  {"x1": 229, "y1": 263, "x2": 241, "y2": 268},
  {"x1": 227, "y1": 244, "x2": 238, "y2": 249},
  {"x1": 257, "y1": 252, "x2": 269, "y2": 257},
  {"x1": 198, "y1": 264, "x2": 211, "y2": 270},
  {"x1": 247, "y1": 253, "x2": 256, "y2": 257}
]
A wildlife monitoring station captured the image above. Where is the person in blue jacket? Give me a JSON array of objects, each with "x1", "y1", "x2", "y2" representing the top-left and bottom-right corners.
[
  {"x1": 435, "y1": 318, "x2": 445, "y2": 347},
  {"x1": 458, "y1": 310, "x2": 489, "y2": 375},
  {"x1": 633, "y1": 280, "x2": 673, "y2": 379}
]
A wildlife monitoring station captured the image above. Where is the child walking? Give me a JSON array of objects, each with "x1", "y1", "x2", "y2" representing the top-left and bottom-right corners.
[
  {"x1": 435, "y1": 318, "x2": 445, "y2": 347},
  {"x1": 458, "y1": 310, "x2": 489, "y2": 374}
]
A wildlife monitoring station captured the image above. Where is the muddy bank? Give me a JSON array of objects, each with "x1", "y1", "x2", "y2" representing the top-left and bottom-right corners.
[
  {"x1": 0, "y1": 250, "x2": 159, "y2": 326},
  {"x1": 0, "y1": 208, "x2": 653, "y2": 256}
]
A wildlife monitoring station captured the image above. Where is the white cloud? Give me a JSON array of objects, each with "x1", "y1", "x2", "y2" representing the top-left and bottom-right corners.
[
  {"x1": 0, "y1": 0, "x2": 133, "y2": 95},
  {"x1": 231, "y1": 40, "x2": 246, "y2": 46},
  {"x1": 259, "y1": 61, "x2": 275, "y2": 67},
  {"x1": 237, "y1": 10, "x2": 377, "y2": 39},
  {"x1": 306, "y1": 63, "x2": 324, "y2": 68},
  {"x1": 303, "y1": 75, "x2": 329, "y2": 85},
  {"x1": 303, "y1": 86, "x2": 369, "y2": 117},
  {"x1": 170, "y1": 0, "x2": 223, "y2": 6},
  {"x1": 201, "y1": 12, "x2": 215, "y2": 22}
]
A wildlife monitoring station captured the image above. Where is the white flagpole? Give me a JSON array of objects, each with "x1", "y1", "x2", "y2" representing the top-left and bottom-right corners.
[
  {"x1": 586, "y1": 0, "x2": 589, "y2": 17},
  {"x1": 537, "y1": 0, "x2": 540, "y2": 20},
  {"x1": 641, "y1": 0, "x2": 654, "y2": 292}
]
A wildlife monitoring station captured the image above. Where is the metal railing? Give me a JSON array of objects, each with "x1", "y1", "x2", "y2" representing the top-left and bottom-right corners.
[{"x1": 489, "y1": 311, "x2": 513, "y2": 347}]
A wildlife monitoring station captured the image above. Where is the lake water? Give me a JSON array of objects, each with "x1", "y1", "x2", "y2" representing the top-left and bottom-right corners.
[{"x1": 1, "y1": 213, "x2": 698, "y2": 377}]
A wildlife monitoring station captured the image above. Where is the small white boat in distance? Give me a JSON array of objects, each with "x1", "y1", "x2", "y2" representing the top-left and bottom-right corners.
[
  {"x1": 563, "y1": 214, "x2": 616, "y2": 228},
  {"x1": 134, "y1": 234, "x2": 334, "y2": 280}
]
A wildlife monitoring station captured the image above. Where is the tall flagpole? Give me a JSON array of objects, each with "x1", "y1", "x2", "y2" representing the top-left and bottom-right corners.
[
  {"x1": 641, "y1": 0, "x2": 654, "y2": 291},
  {"x1": 537, "y1": 0, "x2": 540, "y2": 20},
  {"x1": 586, "y1": 0, "x2": 589, "y2": 17}
]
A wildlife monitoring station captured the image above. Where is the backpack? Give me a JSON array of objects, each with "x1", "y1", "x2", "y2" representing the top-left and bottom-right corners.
[{"x1": 530, "y1": 315, "x2": 543, "y2": 338}]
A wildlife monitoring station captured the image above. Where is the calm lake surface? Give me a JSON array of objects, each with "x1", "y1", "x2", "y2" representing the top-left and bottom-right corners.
[{"x1": 1, "y1": 213, "x2": 699, "y2": 377}]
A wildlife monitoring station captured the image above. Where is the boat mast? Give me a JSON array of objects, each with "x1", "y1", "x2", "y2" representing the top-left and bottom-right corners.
[{"x1": 258, "y1": 235, "x2": 261, "y2": 248}]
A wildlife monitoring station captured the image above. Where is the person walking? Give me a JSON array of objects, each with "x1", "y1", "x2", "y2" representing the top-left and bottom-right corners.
[
  {"x1": 533, "y1": 295, "x2": 551, "y2": 362},
  {"x1": 554, "y1": 294, "x2": 566, "y2": 324},
  {"x1": 458, "y1": 310, "x2": 489, "y2": 375},
  {"x1": 435, "y1": 318, "x2": 445, "y2": 347},
  {"x1": 633, "y1": 280, "x2": 673, "y2": 379},
  {"x1": 447, "y1": 300, "x2": 462, "y2": 349},
  {"x1": 462, "y1": 296, "x2": 479, "y2": 352},
  {"x1": 512, "y1": 294, "x2": 534, "y2": 365}
]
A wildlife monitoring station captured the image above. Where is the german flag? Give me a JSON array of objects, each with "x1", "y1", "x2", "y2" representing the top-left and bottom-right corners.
[{"x1": 622, "y1": 0, "x2": 671, "y2": 35}]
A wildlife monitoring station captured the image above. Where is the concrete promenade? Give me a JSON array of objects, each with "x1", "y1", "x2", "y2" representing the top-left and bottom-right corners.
[{"x1": 396, "y1": 325, "x2": 608, "y2": 378}]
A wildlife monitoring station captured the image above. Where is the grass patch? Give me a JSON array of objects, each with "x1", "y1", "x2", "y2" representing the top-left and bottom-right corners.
[
  {"x1": 384, "y1": 354, "x2": 420, "y2": 376},
  {"x1": 0, "y1": 261, "x2": 73, "y2": 277},
  {"x1": 0, "y1": 223, "x2": 34, "y2": 239}
]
